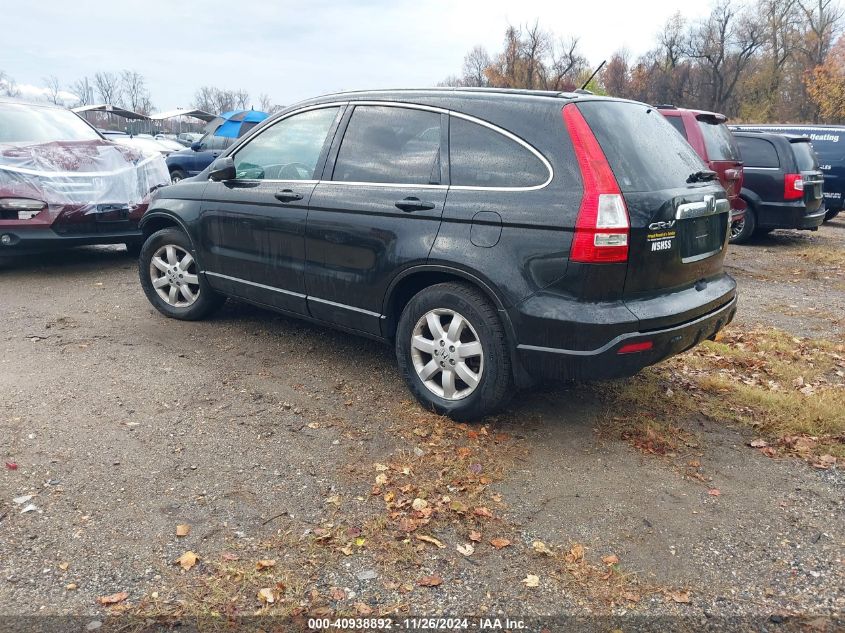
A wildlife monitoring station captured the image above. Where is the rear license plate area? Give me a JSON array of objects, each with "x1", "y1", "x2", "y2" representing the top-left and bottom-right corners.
[{"x1": 679, "y1": 213, "x2": 726, "y2": 263}]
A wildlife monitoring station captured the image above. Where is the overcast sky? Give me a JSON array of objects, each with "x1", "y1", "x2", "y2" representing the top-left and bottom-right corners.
[{"x1": 2, "y1": 0, "x2": 712, "y2": 111}]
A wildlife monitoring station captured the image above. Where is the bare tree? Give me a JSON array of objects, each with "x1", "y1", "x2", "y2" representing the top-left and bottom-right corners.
[
  {"x1": 235, "y1": 89, "x2": 250, "y2": 110},
  {"x1": 69, "y1": 77, "x2": 94, "y2": 106},
  {"x1": 258, "y1": 93, "x2": 273, "y2": 112},
  {"x1": 798, "y1": 0, "x2": 844, "y2": 64},
  {"x1": 0, "y1": 70, "x2": 21, "y2": 98},
  {"x1": 542, "y1": 36, "x2": 587, "y2": 90},
  {"x1": 461, "y1": 46, "x2": 491, "y2": 87},
  {"x1": 120, "y1": 70, "x2": 151, "y2": 114},
  {"x1": 94, "y1": 71, "x2": 122, "y2": 105},
  {"x1": 43, "y1": 75, "x2": 62, "y2": 105}
]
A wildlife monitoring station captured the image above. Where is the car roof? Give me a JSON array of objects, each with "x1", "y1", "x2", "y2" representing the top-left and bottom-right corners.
[
  {"x1": 0, "y1": 96, "x2": 66, "y2": 110},
  {"x1": 732, "y1": 129, "x2": 810, "y2": 142},
  {"x1": 732, "y1": 123, "x2": 845, "y2": 131}
]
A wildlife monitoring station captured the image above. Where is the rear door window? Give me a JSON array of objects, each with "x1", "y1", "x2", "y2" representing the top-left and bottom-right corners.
[
  {"x1": 332, "y1": 106, "x2": 441, "y2": 185},
  {"x1": 664, "y1": 115, "x2": 688, "y2": 139},
  {"x1": 577, "y1": 101, "x2": 705, "y2": 192},
  {"x1": 790, "y1": 140, "x2": 819, "y2": 171},
  {"x1": 737, "y1": 137, "x2": 779, "y2": 168},
  {"x1": 449, "y1": 116, "x2": 549, "y2": 188},
  {"x1": 697, "y1": 119, "x2": 740, "y2": 161}
]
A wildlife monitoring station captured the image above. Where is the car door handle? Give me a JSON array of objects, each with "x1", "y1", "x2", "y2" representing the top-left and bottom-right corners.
[
  {"x1": 275, "y1": 189, "x2": 303, "y2": 203},
  {"x1": 395, "y1": 197, "x2": 435, "y2": 212}
]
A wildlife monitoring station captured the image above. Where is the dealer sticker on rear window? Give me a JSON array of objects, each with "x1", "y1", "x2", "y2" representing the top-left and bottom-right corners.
[{"x1": 647, "y1": 230, "x2": 676, "y2": 252}]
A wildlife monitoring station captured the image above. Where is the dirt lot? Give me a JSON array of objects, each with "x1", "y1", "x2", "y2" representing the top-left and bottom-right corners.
[{"x1": 1, "y1": 219, "x2": 843, "y2": 631}]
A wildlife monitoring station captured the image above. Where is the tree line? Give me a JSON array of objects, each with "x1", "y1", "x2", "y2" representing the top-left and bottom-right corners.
[{"x1": 443, "y1": 0, "x2": 845, "y2": 123}]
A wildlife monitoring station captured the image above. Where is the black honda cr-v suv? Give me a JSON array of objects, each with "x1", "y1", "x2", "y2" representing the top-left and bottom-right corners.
[{"x1": 137, "y1": 88, "x2": 737, "y2": 419}]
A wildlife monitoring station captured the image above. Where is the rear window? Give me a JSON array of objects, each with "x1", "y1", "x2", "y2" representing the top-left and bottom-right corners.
[
  {"x1": 697, "y1": 118, "x2": 740, "y2": 161},
  {"x1": 737, "y1": 136, "x2": 779, "y2": 168},
  {"x1": 790, "y1": 140, "x2": 819, "y2": 171},
  {"x1": 449, "y1": 116, "x2": 548, "y2": 188},
  {"x1": 577, "y1": 101, "x2": 705, "y2": 192}
]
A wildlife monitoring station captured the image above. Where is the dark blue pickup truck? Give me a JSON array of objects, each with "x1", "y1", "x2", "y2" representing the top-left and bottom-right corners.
[{"x1": 731, "y1": 124, "x2": 844, "y2": 221}]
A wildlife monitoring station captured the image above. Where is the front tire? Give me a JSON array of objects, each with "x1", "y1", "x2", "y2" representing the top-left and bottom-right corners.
[
  {"x1": 138, "y1": 227, "x2": 224, "y2": 321},
  {"x1": 730, "y1": 207, "x2": 756, "y2": 244},
  {"x1": 396, "y1": 282, "x2": 512, "y2": 421},
  {"x1": 170, "y1": 169, "x2": 187, "y2": 184}
]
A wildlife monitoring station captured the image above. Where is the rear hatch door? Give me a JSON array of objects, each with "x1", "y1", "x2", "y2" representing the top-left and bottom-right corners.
[
  {"x1": 790, "y1": 138, "x2": 824, "y2": 212},
  {"x1": 577, "y1": 101, "x2": 733, "y2": 327},
  {"x1": 695, "y1": 114, "x2": 744, "y2": 204}
]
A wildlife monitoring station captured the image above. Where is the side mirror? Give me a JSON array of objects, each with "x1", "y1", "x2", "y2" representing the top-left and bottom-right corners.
[
  {"x1": 208, "y1": 156, "x2": 235, "y2": 182},
  {"x1": 190, "y1": 141, "x2": 202, "y2": 151}
]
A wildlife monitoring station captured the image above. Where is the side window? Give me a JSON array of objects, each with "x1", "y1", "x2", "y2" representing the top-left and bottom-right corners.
[
  {"x1": 233, "y1": 107, "x2": 339, "y2": 180},
  {"x1": 449, "y1": 117, "x2": 548, "y2": 188},
  {"x1": 332, "y1": 106, "x2": 441, "y2": 185},
  {"x1": 737, "y1": 137, "x2": 779, "y2": 168},
  {"x1": 665, "y1": 116, "x2": 688, "y2": 140}
]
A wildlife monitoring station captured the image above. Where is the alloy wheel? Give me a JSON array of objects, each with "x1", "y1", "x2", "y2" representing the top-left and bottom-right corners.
[
  {"x1": 730, "y1": 217, "x2": 745, "y2": 241},
  {"x1": 410, "y1": 308, "x2": 483, "y2": 401},
  {"x1": 149, "y1": 244, "x2": 200, "y2": 307}
]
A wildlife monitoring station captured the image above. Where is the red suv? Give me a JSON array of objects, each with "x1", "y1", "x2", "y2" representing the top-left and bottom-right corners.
[
  {"x1": 658, "y1": 106, "x2": 746, "y2": 236},
  {"x1": 0, "y1": 99, "x2": 170, "y2": 255}
]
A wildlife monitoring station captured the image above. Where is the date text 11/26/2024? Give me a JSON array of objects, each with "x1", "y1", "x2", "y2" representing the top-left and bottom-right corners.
[{"x1": 307, "y1": 617, "x2": 527, "y2": 630}]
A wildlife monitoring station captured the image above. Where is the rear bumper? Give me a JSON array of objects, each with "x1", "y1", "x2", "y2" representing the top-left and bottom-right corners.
[
  {"x1": 756, "y1": 200, "x2": 826, "y2": 230},
  {"x1": 514, "y1": 292, "x2": 737, "y2": 382},
  {"x1": 0, "y1": 226, "x2": 141, "y2": 254}
]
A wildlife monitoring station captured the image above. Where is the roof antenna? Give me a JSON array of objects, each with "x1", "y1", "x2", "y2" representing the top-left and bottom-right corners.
[{"x1": 579, "y1": 60, "x2": 606, "y2": 92}]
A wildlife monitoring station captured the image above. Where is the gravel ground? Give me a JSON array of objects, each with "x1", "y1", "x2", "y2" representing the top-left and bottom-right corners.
[{"x1": 0, "y1": 219, "x2": 843, "y2": 630}]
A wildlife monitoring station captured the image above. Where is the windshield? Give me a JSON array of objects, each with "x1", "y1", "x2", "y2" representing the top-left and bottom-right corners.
[
  {"x1": 577, "y1": 101, "x2": 706, "y2": 192},
  {"x1": 0, "y1": 103, "x2": 102, "y2": 143},
  {"x1": 791, "y1": 140, "x2": 819, "y2": 171},
  {"x1": 697, "y1": 118, "x2": 740, "y2": 161}
]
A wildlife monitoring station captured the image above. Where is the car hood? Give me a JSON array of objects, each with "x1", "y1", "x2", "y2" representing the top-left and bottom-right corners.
[{"x1": 0, "y1": 139, "x2": 170, "y2": 206}]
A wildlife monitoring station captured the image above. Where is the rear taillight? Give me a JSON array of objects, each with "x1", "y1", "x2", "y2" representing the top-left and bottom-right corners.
[
  {"x1": 562, "y1": 104, "x2": 629, "y2": 263},
  {"x1": 784, "y1": 173, "x2": 804, "y2": 200}
]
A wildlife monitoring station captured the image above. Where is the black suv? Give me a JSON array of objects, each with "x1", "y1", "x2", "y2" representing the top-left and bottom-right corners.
[
  {"x1": 730, "y1": 131, "x2": 825, "y2": 243},
  {"x1": 137, "y1": 89, "x2": 737, "y2": 419}
]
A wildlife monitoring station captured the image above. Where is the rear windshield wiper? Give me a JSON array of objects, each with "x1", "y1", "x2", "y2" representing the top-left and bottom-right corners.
[{"x1": 687, "y1": 169, "x2": 718, "y2": 183}]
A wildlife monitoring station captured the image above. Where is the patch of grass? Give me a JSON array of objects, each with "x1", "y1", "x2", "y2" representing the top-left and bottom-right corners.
[{"x1": 601, "y1": 326, "x2": 845, "y2": 462}]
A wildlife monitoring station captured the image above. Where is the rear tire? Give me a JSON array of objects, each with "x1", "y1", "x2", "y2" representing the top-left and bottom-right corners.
[
  {"x1": 170, "y1": 169, "x2": 187, "y2": 184},
  {"x1": 730, "y1": 207, "x2": 756, "y2": 244},
  {"x1": 395, "y1": 282, "x2": 513, "y2": 421},
  {"x1": 824, "y1": 208, "x2": 840, "y2": 222},
  {"x1": 138, "y1": 227, "x2": 224, "y2": 321}
]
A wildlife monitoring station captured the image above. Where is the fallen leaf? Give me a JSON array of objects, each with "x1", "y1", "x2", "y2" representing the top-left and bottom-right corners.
[
  {"x1": 473, "y1": 507, "x2": 493, "y2": 518},
  {"x1": 12, "y1": 494, "x2": 33, "y2": 505},
  {"x1": 66, "y1": 583, "x2": 78, "y2": 591},
  {"x1": 456, "y1": 543, "x2": 475, "y2": 556},
  {"x1": 325, "y1": 495, "x2": 341, "y2": 505},
  {"x1": 749, "y1": 439, "x2": 768, "y2": 448},
  {"x1": 5, "y1": 462, "x2": 17, "y2": 470},
  {"x1": 58, "y1": 562, "x2": 69, "y2": 571},
  {"x1": 522, "y1": 574, "x2": 540, "y2": 588},
  {"x1": 356, "y1": 602, "x2": 374, "y2": 615},
  {"x1": 375, "y1": 463, "x2": 389, "y2": 472},
  {"x1": 622, "y1": 591, "x2": 641, "y2": 603},
  {"x1": 708, "y1": 488, "x2": 721, "y2": 497},
  {"x1": 416, "y1": 534, "x2": 446, "y2": 549},
  {"x1": 375, "y1": 473, "x2": 388, "y2": 486},
  {"x1": 98, "y1": 591, "x2": 129, "y2": 605},
  {"x1": 257, "y1": 587, "x2": 275, "y2": 604},
  {"x1": 565, "y1": 543, "x2": 585, "y2": 564},
  {"x1": 532, "y1": 541, "x2": 553, "y2": 556},
  {"x1": 602, "y1": 554, "x2": 620, "y2": 566},
  {"x1": 667, "y1": 590, "x2": 691, "y2": 604},
  {"x1": 176, "y1": 524, "x2": 191, "y2": 537},
  {"x1": 417, "y1": 575, "x2": 443, "y2": 587},
  {"x1": 411, "y1": 498, "x2": 428, "y2": 511},
  {"x1": 221, "y1": 553, "x2": 240, "y2": 561},
  {"x1": 329, "y1": 587, "x2": 346, "y2": 601},
  {"x1": 490, "y1": 537, "x2": 511, "y2": 550},
  {"x1": 176, "y1": 551, "x2": 198, "y2": 571},
  {"x1": 256, "y1": 559, "x2": 276, "y2": 571},
  {"x1": 469, "y1": 530, "x2": 482, "y2": 542}
]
